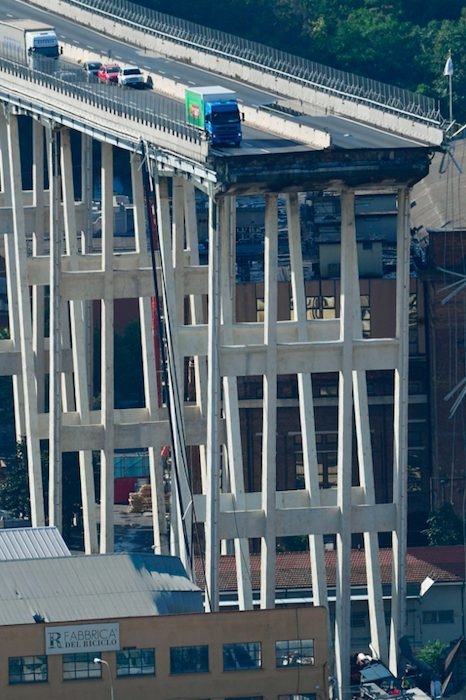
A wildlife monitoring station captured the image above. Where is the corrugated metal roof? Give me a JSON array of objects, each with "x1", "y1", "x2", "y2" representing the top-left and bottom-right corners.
[
  {"x1": 0, "y1": 527, "x2": 71, "y2": 561},
  {"x1": 0, "y1": 553, "x2": 203, "y2": 625}
]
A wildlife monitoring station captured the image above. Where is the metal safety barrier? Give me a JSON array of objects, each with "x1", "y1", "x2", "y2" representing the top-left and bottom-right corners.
[{"x1": 0, "y1": 50, "x2": 203, "y2": 144}]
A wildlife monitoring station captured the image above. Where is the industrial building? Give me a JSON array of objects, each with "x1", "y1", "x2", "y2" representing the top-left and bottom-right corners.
[
  {"x1": 195, "y1": 546, "x2": 466, "y2": 652},
  {"x1": 0, "y1": 553, "x2": 328, "y2": 700}
]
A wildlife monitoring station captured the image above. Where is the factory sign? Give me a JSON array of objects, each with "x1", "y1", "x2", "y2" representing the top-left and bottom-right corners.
[{"x1": 45, "y1": 622, "x2": 120, "y2": 655}]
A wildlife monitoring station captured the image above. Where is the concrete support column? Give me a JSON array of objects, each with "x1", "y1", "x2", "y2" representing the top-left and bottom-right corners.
[
  {"x1": 260, "y1": 193, "x2": 278, "y2": 610},
  {"x1": 389, "y1": 187, "x2": 410, "y2": 674},
  {"x1": 184, "y1": 180, "x2": 207, "y2": 491},
  {"x1": 6, "y1": 112, "x2": 45, "y2": 526},
  {"x1": 287, "y1": 193, "x2": 330, "y2": 638},
  {"x1": 220, "y1": 195, "x2": 253, "y2": 610},
  {"x1": 61, "y1": 127, "x2": 98, "y2": 553},
  {"x1": 0, "y1": 108, "x2": 25, "y2": 440},
  {"x1": 172, "y1": 178, "x2": 185, "y2": 328},
  {"x1": 81, "y1": 133, "x2": 93, "y2": 402},
  {"x1": 131, "y1": 153, "x2": 168, "y2": 555},
  {"x1": 352, "y1": 227, "x2": 388, "y2": 665},
  {"x1": 335, "y1": 189, "x2": 355, "y2": 700},
  {"x1": 48, "y1": 126, "x2": 62, "y2": 530},
  {"x1": 100, "y1": 142, "x2": 115, "y2": 553},
  {"x1": 156, "y1": 176, "x2": 192, "y2": 576},
  {"x1": 32, "y1": 119, "x2": 46, "y2": 415},
  {"x1": 0, "y1": 108, "x2": 10, "y2": 205},
  {"x1": 205, "y1": 193, "x2": 221, "y2": 612}
]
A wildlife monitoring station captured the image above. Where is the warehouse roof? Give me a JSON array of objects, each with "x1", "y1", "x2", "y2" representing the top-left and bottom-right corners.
[
  {"x1": 0, "y1": 553, "x2": 203, "y2": 626},
  {"x1": 0, "y1": 526, "x2": 70, "y2": 561},
  {"x1": 195, "y1": 546, "x2": 465, "y2": 592}
]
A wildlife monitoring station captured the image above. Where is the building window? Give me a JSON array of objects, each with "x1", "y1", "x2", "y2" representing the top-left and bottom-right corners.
[
  {"x1": 278, "y1": 695, "x2": 316, "y2": 700},
  {"x1": 409, "y1": 293, "x2": 418, "y2": 355},
  {"x1": 223, "y1": 642, "x2": 262, "y2": 671},
  {"x1": 9, "y1": 656, "x2": 48, "y2": 685},
  {"x1": 116, "y1": 649, "x2": 155, "y2": 677},
  {"x1": 407, "y1": 450, "x2": 423, "y2": 492},
  {"x1": 328, "y1": 263, "x2": 341, "y2": 278},
  {"x1": 276, "y1": 639, "x2": 315, "y2": 667},
  {"x1": 170, "y1": 645, "x2": 209, "y2": 674},
  {"x1": 316, "y1": 434, "x2": 338, "y2": 489},
  {"x1": 360, "y1": 295, "x2": 371, "y2": 338},
  {"x1": 351, "y1": 612, "x2": 367, "y2": 628},
  {"x1": 423, "y1": 611, "x2": 454, "y2": 624},
  {"x1": 63, "y1": 653, "x2": 102, "y2": 681},
  {"x1": 306, "y1": 295, "x2": 336, "y2": 320},
  {"x1": 293, "y1": 435, "x2": 305, "y2": 490},
  {"x1": 257, "y1": 298, "x2": 264, "y2": 322}
]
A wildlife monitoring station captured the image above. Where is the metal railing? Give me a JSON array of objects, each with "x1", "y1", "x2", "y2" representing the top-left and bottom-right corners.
[
  {"x1": 0, "y1": 49, "x2": 203, "y2": 144},
  {"x1": 61, "y1": 0, "x2": 443, "y2": 125}
]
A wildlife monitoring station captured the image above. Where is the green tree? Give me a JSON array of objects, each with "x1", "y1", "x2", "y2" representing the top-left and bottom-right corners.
[
  {"x1": 422, "y1": 502, "x2": 463, "y2": 545},
  {"x1": 416, "y1": 640, "x2": 447, "y2": 669},
  {"x1": 0, "y1": 439, "x2": 32, "y2": 518}
]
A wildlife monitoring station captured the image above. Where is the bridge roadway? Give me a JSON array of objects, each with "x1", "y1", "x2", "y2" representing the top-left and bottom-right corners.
[{"x1": 1, "y1": 0, "x2": 423, "y2": 156}]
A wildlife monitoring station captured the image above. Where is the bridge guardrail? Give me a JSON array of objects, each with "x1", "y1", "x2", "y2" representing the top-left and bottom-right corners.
[
  {"x1": 0, "y1": 51, "x2": 203, "y2": 145},
  {"x1": 57, "y1": 0, "x2": 442, "y2": 126}
]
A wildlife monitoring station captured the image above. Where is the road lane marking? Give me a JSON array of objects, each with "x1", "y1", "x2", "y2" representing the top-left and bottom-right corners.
[
  {"x1": 6, "y1": 13, "x2": 13, "y2": 17},
  {"x1": 158, "y1": 70, "x2": 165, "y2": 74},
  {"x1": 73, "y1": 40, "x2": 79, "y2": 44},
  {"x1": 188, "y1": 81, "x2": 196, "y2": 85},
  {"x1": 173, "y1": 75, "x2": 180, "y2": 79},
  {"x1": 143, "y1": 65, "x2": 151, "y2": 69},
  {"x1": 260, "y1": 148, "x2": 270, "y2": 153},
  {"x1": 86, "y1": 45, "x2": 94, "y2": 49}
]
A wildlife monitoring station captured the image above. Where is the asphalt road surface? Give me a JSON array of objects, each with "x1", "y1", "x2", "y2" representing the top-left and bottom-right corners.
[{"x1": 0, "y1": 0, "x2": 422, "y2": 155}]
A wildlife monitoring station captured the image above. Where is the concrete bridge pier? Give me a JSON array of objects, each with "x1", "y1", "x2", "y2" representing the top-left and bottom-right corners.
[{"x1": 0, "y1": 97, "x2": 427, "y2": 699}]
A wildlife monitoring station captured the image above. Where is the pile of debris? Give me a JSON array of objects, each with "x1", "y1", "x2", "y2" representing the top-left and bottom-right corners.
[{"x1": 128, "y1": 483, "x2": 152, "y2": 513}]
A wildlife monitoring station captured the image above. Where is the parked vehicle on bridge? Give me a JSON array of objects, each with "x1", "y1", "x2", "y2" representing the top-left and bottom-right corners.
[
  {"x1": 118, "y1": 65, "x2": 145, "y2": 88},
  {"x1": 185, "y1": 86, "x2": 242, "y2": 147},
  {"x1": 97, "y1": 64, "x2": 120, "y2": 83},
  {"x1": 82, "y1": 61, "x2": 102, "y2": 78},
  {"x1": 0, "y1": 19, "x2": 60, "y2": 72}
]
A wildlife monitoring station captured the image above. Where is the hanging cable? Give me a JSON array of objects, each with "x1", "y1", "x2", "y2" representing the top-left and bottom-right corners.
[
  {"x1": 140, "y1": 146, "x2": 192, "y2": 573},
  {"x1": 140, "y1": 144, "x2": 213, "y2": 610}
]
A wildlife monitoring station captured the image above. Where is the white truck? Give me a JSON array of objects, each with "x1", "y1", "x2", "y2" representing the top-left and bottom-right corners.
[{"x1": 0, "y1": 19, "x2": 60, "y2": 71}]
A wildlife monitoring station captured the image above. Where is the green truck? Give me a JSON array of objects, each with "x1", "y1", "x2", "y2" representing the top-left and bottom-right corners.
[{"x1": 185, "y1": 86, "x2": 242, "y2": 147}]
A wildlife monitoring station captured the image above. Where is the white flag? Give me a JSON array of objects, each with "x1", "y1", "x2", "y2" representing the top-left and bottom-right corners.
[{"x1": 444, "y1": 56, "x2": 454, "y2": 76}]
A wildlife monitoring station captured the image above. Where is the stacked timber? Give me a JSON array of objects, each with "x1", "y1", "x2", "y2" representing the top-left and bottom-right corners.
[{"x1": 128, "y1": 483, "x2": 152, "y2": 513}]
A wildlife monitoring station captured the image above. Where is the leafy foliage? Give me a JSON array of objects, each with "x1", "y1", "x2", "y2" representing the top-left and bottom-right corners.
[
  {"x1": 422, "y1": 502, "x2": 463, "y2": 546},
  {"x1": 0, "y1": 439, "x2": 33, "y2": 519},
  {"x1": 416, "y1": 640, "x2": 447, "y2": 669}
]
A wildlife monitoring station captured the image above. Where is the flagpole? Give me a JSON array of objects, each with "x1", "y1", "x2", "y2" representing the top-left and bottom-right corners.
[
  {"x1": 448, "y1": 49, "x2": 453, "y2": 123},
  {"x1": 449, "y1": 59, "x2": 453, "y2": 123}
]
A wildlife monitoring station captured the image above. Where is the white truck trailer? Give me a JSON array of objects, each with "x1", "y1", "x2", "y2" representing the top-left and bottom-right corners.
[{"x1": 0, "y1": 19, "x2": 60, "y2": 71}]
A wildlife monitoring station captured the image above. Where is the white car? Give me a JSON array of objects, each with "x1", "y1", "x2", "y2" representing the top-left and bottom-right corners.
[{"x1": 118, "y1": 66, "x2": 145, "y2": 88}]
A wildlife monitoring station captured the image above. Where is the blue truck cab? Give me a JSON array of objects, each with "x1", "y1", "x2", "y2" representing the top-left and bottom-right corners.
[{"x1": 186, "y1": 86, "x2": 242, "y2": 147}]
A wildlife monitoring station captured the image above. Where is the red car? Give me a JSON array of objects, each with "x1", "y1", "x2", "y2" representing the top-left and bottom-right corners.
[{"x1": 97, "y1": 64, "x2": 120, "y2": 83}]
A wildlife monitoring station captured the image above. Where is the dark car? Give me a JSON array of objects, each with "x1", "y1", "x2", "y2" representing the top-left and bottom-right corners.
[
  {"x1": 83, "y1": 61, "x2": 102, "y2": 77},
  {"x1": 97, "y1": 64, "x2": 120, "y2": 83}
]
